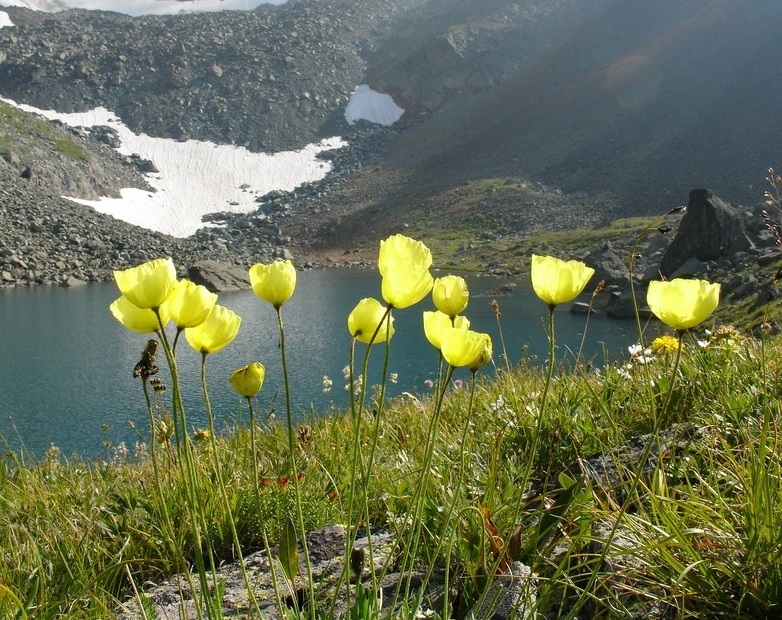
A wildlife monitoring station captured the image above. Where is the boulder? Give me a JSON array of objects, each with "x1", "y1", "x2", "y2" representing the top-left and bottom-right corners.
[
  {"x1": 605, "y1": 289, "x2": 651, "y2": 319},
  {"x1": 583, "y1": 241, "x2": 630, "y2": 286},
  {"x1": 658, "y1": 189, "x2": 752, "y2": 278},
  {"x1": 188, "y1": 260, "x2": 250, "y2": 292}
]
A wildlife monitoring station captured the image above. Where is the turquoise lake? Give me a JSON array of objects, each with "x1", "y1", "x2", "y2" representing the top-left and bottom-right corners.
[{"x1": 0, "y1": 268, "x2": 641, "y2": 458}]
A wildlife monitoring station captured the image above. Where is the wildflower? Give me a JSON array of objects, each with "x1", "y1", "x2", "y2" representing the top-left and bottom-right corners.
[
  {"x1": 192, "y1": 428, "x2": 211, "y2": 442},
  {"x1": 378, "y1": 234, "x2": 433, "y2": 309},
  {"x1": 647, "y1": 278, "x2": 721, "y2": 331},
  {"x1": 167, "y1": 279, "x2": 218, "y2": 329},
  {"x1": 347, "y1": 297, "x2": 394, "y2": 344},
  {"x1": 627, "y1": 343, "x2": 653, "y2": 364},
  {"x1": 185, "y1": 305, "x2": 241, "y2": 355},
  {"x1": 650, "y1": 334, "x2": 680, "y2": 355},
  {"x1": 531, "y1": 254, "x2": 595, "y2": 307},
  {"x1": 345, "y1": 374, "x2": 363, "y2": 394},
  {"x1": 432, "y1": 274, "x2": 469, "y2": 317},
  {"x1": 113, "y1": 257, "x2": 177, "y2": 310},
  {"x1": 322, "y1": 375, "x2": 333, "y2": 393},
  {"x1": 249, "y1": 260, "x2": 297, "y2": 308},
  {"x1": 111, "y1": 295, "x2": 169, "y2": 333},
  {"x1": 468, "y1": 332, "x2": 493, "y2": 372},
  {"x1": 424, "y1": 379, "x2": 434, "y2": 388},
  {"x1": 423, "y1": 310, "x2": 469, "y2": 350},
  {"x1": 378, "y1": 234, "x2": 432, "y2": 273},
  {"x1": 628, "y1": 343, "x2": 644, "y2": 356},
  {"x1": 230, "y1": 362, "x2": 265, "y2": 398},
  {"x1": 453, "y1": 379, "x2": 464, "y2": 389},
  {"x1": 342, "y1": 365, "x2": 351, "y2": 380},
  {"x1": 441, "y1": 327, "x2": 488, "y2": 368},
  {"x1": 389, "y1": 372, "x2": 398, "y2": 384}
]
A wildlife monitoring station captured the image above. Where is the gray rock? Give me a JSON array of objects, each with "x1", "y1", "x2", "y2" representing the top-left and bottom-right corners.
[
  {"x1": 187, "y1": 260, "x2": 251, "y2": 292},
  {"x1": 670, "y1": 256, "x2": 706, "y2": 279},
  {"x1": 570, "y1": 301, "x2": 596, "y2": 315},
  {"x1": 583, "y1": 243, "x2": 630, "y2": 286},
  {"x1": 62, "y1": 276, "x2": 87, "y2": 287},
  {"x1": 467, "y1": 561, "x2": 536, "y2": 620},
  {"x1": 605, "y1": 289, "x2": 651, "y2": 319},
  {"x1": 658, "y1": 189, "x2": 753, "y2": 278}
]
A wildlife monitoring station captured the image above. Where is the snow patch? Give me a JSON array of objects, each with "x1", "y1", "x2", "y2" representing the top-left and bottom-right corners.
[
  {"x1": 345, "y1": 85, "x2": 405, "y2": 127},
  {"x1": 0, "y1": 10, "x2": 13, "y2": 27},
  {"x1": 2, "y1": 98, "x2": 345, "y2": 238}
]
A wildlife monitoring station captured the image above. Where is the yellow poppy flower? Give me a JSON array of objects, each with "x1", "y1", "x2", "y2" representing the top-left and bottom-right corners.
[
  {"x1": 378, "y1": 234, "x2": 432, "y2": 276},
  {"x1": 230, "y1": 362, "x2": 266, "y2": 398},
  {"x1": 469, "y1": 332, "x2": 493, "y2": 372},
  {"x1": 440, "y1": 327, "x2": 488, "y2": 368},
  {"x1": 167, "y1": 280, "x2": 218, "y2": 329},
  {"x1": 647, "y1": 278, "x2": 721, "y2": 331},
  {"x1": 381, "y1": 258, "x2": 434, "y2": 309},
  {"x1": 249, "y1": 260, "x2": 297, "y2": 308},
  {"x1": 377, "y1": 235, "x2": 434, "y2": 309},
  {"x1": 113, "y1": 257, "x2": 177, "y2": 309},
  {"x1": 110, "y1": 295, "x2": 170, "y2": 333},
  {"x1": 432, "y1": 275, "x2": 469, "y2": 317},
  {"x1": 347, "y1": 297, "x2": 395, "y2": 345},
  {"x1": 423, "y1": 311, "x2": 469, "y2": 351},
  {"x1": 531, "y1": 254, "x2": 595, "y2": 307},
  {"x1": 185, "y1": 305, "x2": 241, "y2": 355}
]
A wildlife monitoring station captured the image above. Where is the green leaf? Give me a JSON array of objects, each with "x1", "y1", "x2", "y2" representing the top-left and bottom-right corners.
[{"x1": 278, "y1": 517, "x2": 299, "y2": 584}]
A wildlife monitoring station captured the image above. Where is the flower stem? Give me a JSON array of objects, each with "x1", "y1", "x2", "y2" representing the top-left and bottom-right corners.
[
  {"x1": 275, "y1": 305, "x2": 315, "y2": 617},
  {"x1": 153, "y1": 310, "x2": 219, "y2": 620},
  {"x1": 199, "y1": 353, "x2": 262, "y2": 618}
]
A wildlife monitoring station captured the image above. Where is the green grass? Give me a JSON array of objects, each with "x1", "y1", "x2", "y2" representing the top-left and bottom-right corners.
[
  {"x1": 2, "y1": 322, "x2": 782, "y2": 618},
  {"x1": 0, "y1": 100, "x2": 87, "y2": 161}
]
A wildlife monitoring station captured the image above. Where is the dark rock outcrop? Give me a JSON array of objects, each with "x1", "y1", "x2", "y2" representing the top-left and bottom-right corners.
[{"x1": 658, "y1": 189, "x2": 753, "y2": 278}]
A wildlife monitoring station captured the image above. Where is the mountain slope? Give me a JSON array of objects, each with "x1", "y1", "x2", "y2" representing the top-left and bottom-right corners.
[
  {"x1": 0, "y1": 0, "x2": 780, "y2": 266},
  {"x1": 356, "y1": 0, "x2": 782, "y2": 213}
]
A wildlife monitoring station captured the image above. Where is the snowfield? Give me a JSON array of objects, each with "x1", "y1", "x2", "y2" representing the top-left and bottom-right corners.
[
  {"x1": 345, "y1": 85, "x2": 404, "y2": 127},
  {"x1": 3, "y1": 99, "x2": 345, "y2": 237},
  {"x1": 2, "y1": 85, "x2": 404, "y2": 237}
]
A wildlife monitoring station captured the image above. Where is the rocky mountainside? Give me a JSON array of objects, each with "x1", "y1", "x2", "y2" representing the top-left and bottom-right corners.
[{"x1": 0, "y1": 0, "x2": 781, "y2": 285}]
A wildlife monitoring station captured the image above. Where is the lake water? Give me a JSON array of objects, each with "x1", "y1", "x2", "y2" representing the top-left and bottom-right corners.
[{"x1": 0, "y1": 268, "x2": 640, "y2": 458}]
